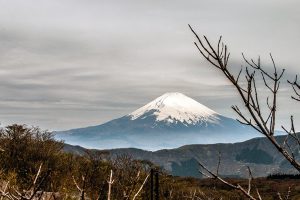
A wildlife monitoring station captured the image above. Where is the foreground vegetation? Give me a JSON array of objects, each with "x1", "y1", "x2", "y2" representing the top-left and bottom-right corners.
[{"x1": 0, "y1": 124, "x2": 299, "y2": 199}]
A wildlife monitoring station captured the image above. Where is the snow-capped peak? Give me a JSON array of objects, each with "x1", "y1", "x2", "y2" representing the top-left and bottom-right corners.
[{"x1": 128, "y1": 92, "x2": 219, "y2": 125}]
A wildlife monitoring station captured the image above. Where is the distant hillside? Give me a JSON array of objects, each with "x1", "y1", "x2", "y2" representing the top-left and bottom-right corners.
[{"x1": 63, "y1": 134, "x2": 299, "y2": 178}]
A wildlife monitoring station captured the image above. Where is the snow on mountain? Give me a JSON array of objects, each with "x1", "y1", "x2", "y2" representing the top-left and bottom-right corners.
[
  {"x1": 129, "y1": 92, "x2": 219, "y2": 125},
  {"x1": 55, "y1": 92, "x2": 260, "y2": 150}
]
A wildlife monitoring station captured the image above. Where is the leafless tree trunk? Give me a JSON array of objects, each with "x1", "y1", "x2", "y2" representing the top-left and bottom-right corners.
[
  {"x1": 107, "y1": 170, "x2": 114, "y2": 200},
  {"x1": 72, "y1": 175, "x2": 86, "y2": 200},
  {"x1": 132, "y1": 173, "x2": 150, "y2": 200}
]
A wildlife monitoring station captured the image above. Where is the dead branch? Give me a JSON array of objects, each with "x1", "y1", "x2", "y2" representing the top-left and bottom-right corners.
[
  {"x1": 0, "y1": 166, "x2": 51, "y2": 200},
  {"x1": 288, "y1": 75, "x2": 300, "y2": 101},
  {"x1": 107, "y1": 170, "x2": 114, "y2": 200},
  {"x1": 189, "y1": 24, "x2": 300, "y2": 172},
  {"x1": 132, "y1": 173, "x2": 150, "y2": 200},
  {"x1": 198, "y1": 160, "x2": 258, "y2": 200}
]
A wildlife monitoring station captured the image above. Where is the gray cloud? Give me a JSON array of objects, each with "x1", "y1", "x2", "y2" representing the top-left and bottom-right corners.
[{"x1": 0, "y1": 0, "x2": 299, "y2": 130}]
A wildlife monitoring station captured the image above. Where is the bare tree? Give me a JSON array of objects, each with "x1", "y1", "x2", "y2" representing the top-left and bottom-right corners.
[
  {"x1": 189, "y1": 24, "x2": 299, "y2": 199},
  {"x1": 72, "y1": 174, "x2": 87, "y2": 200},
  {"x1": 189, "y1": 24, "x2": 300, "y2": 171},
  {"x1": 0, "y1": 163, "x2": 53, "y2": 200}
]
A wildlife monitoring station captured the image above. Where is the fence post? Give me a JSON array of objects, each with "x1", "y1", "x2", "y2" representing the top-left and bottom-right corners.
[
  {"x1": 150, "y1": 168, "x2": 154, "y2": 200},
  {"x1": 155, "y1": 171, "x2": 159, "y2": 200}
]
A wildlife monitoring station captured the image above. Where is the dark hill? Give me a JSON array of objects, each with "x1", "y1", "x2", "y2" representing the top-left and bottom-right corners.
[{"x1": 63, "y1": 134, "x2": 299, "y2": 178}]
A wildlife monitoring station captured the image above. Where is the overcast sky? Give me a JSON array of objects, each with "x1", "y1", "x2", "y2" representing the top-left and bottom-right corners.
[{"x1": 0, "y1": 0, "x2": 299, "y2": 131}]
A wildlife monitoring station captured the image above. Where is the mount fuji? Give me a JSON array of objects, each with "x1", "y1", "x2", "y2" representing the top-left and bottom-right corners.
[{"x1": 55, "y1": 93, "x2": 260, "y2": 150}]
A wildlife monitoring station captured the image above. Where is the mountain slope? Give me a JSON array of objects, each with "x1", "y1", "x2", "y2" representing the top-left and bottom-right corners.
[{"x1": 55, "y1": 92, "x2": 260, "y2": 150}]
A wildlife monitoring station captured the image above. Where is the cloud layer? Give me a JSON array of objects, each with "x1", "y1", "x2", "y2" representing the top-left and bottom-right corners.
[{"x1": 0, "y1": 0, "x2": 299, "y2": 130}]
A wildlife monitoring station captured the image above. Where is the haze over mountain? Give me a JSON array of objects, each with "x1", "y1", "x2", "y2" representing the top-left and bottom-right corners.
[{"x1": 55, "y1": 92, "x2": 260, "y2": 150}]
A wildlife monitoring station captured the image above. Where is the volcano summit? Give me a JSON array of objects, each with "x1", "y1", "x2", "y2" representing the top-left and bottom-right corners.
[{"x1": 55, "y1": 93, "x2": 259, "y2": 150}]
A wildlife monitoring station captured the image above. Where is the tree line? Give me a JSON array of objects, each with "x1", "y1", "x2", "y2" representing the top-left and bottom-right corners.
[{"x1": 0, "y1": 124, "x2": 299, "y2": 199}]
